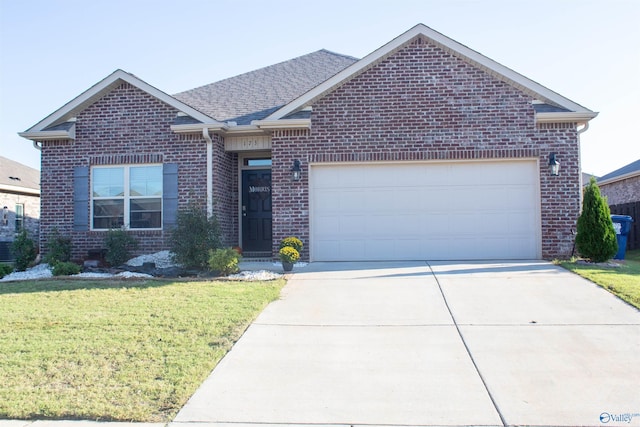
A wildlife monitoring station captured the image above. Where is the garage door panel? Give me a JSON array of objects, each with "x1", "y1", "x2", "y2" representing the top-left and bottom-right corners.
[{"x1": 310, "y1": 161, "x2": 540, "y2": 261}]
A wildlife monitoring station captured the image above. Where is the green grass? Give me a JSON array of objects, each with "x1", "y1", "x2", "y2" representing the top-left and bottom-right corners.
[
  {"x1": 561, "y1": 249, "x2": 640, "y2": 309},
  {"x1": 0, "y1": 278, "x2": 285, "y2": 422}
]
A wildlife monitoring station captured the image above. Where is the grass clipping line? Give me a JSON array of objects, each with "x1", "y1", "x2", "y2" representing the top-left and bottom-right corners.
[{"x1": 0, "y1": 278, "x2": 285, "y2": 422}]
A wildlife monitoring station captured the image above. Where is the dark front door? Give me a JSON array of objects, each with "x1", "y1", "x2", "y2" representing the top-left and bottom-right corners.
[{"x1": 242, "y1": 169, "x2": 272, "y2": 254}]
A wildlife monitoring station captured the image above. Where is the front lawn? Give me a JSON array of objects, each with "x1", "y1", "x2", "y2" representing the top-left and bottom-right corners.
[
  {"x1": 561, "y1": 249, "x2": 640, "y2": 309},
  {"x1": 0, "y1": 278, "x2": 285, "y2": 422}
]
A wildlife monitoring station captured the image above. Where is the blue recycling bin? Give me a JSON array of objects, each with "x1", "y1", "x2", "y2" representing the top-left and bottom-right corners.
[{"x1": 611, "y1": 215, "x2": 634, "y2": 260}]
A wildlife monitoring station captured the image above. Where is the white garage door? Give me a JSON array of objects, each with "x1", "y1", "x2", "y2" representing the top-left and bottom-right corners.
[{"x1": 310, "y1": 160, "x2": 540, "y2": 261}]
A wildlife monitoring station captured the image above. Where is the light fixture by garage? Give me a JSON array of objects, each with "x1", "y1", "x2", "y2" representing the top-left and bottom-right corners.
[
  {"x1": 291, "y1": 159, "x2": 302, "y2": 181},
  {"x1": 548, "y1": 153, "x2": 560, "y2": 176}
]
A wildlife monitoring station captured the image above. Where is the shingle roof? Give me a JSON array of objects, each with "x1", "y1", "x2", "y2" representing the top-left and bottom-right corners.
[
  {"x1": 598, "y1": 159, "x2": 640, "y2": 183},
  {"x1": 0, "y1": 156, "x2": 40, "y2": 193},
  {"x1": 173, "y1": 50, "x2": 358, "y2": 125}
]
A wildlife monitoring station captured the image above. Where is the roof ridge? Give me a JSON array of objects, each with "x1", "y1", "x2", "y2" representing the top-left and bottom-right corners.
[{"x1": 317, "y1": 49, "x2": 359, "y2": 62}]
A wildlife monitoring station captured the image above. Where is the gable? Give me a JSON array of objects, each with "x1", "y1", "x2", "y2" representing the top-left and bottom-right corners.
[
  {"x1": 262, "y1": 24, "x2": 597, "y2": 126},
  {"x1": 311, "y1": 38, "x2": 534, "y2": 133},
  {"x1": 75, "y1": 82, "x2": 189, "y2": 141},
  {"x1": 20, "y1": 70, "x2": 220, "y2": 141}
]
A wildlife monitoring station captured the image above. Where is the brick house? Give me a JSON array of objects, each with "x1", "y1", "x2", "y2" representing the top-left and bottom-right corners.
[
  {"x1": 20, "y1": 24, "x2": 597, "y2": 262},
  {"x1": 597, "y1": 159, "x2": 640, "y2": 206},
  {"x1": 0, "y1": 156, "x2": 40, "y2": 261}
]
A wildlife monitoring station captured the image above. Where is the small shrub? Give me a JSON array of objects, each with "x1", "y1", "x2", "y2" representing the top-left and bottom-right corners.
[
  {"x1": 279, "y1": 246, "x2": 300, "y2": 263},
  {"x1": 44, "y1": 228, "x2": 72, "y2": 265},
  {"x1": 105, "y1": 228, "x2": 138, "y2": 267},
  {"x1": 208, "y1": 248, "x2": 241, "y2": 276},
  {"x1": 52, "y1": 261, "x2": 81, "y2": 276},
  {"x1": 0, "y1": 263, "x2": 13, "y2": 278},
  {"x1": 279, "y1": 236, "x2": 303, "y2": 252},
  {"x1": 575, "y1": 177, "x2": 618, "y2": 262},
  {"x1": 169, "y1": 203, "x2": 222, "y2": 269},
  {"x1": 11, "y1": 230, "x2": 37, "y2": 271}
]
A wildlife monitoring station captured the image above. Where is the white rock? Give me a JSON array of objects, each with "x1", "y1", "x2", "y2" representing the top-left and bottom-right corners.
[
  {"x1": 227, "y1": 270, "x2": 283, "y2": 281},
  {"x1": 0, "y1": 264, "x2": 53, "y2": 282},
  {"x1": 126, "y1": 250, "x2": 176, "y2": 269}
]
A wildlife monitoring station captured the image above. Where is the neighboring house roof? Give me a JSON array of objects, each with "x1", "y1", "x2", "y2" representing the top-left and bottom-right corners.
[
  {"x1": 19, "y1": 70, "x2": 222, "y2": 141},
  {"x1": 597, "y1": 159, "x2": 640, "y2": 186},
  {"x1": 263, "y1": 24, "x2": 598, "y2": 125},
  {"x1": 0, "y1": 156, "x2": 40, "y2": 196},
  {"x1": 173, "y1": 50, "x2": 358, "y2": 125}
]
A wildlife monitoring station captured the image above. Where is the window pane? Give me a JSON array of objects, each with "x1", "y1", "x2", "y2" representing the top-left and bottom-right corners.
[
  {"x1": 14, "y1": 204, "x2": 24, "y2": 232},
  {"x1": 93, "y1": 199, "x2": 124, "y2": 229},
  {"x1": 93, "y1": 168, "x2": 124, "y2": 197},
  {"x1": 245, "y1": 158, "x2": 272, "y2": 167},
  {"x1": 130, "y1": 198, "x2": 161, "y2": 229},
  {"x1": 130, "y1": 166, "x2": 162, "y2": 196}
]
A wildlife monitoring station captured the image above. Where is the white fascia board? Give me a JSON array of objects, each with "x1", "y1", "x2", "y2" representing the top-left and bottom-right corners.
[
  {"x1": 598, "y1": 170, "x2": 640, "y2": 186},
  {"x1": 18, "y1": 122, "x2": 76, "y2": 141},
  {"x1": 170, "y1": 123, "x2": 266, "y2": 136},
  {"x1": 0, "y1": 184, "x2": 40, "y2": 196},
  {"x1": 535, "y1": 111, "x2": 599, "y2": 124},
  {"x1": 170, "y1": 123, "x2": 228, "y2": 134},
  {"x1": 266, "y1": 23, "x2": 596, "y2": 121},
  {"x1": 253, "y1": 119, "x2": 311, "y2": 130},
  {"x1": 21, "y1": 70, "x2": 220, "y2": 136}
]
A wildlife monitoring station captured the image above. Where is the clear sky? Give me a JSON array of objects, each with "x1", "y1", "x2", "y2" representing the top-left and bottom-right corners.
[{"x1": 1, "y1": 0, "x2": 638, "y2": 176}]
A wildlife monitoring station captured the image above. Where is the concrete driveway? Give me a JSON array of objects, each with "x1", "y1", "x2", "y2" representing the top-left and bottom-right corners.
[{"x1": 172, "y1": 261, "x2": 640, "y2": 427}]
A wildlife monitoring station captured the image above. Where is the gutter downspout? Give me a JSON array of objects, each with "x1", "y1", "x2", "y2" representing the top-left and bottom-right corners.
[
  {"x1": 576, "y1": 121, "x2": 591, "y2": 209},
  {"x1": 33, "y1": 141, "x2": 42, "y2": 151},
  {"x1": 202, "y1": 128, "x2": 213, "y2": 218}
]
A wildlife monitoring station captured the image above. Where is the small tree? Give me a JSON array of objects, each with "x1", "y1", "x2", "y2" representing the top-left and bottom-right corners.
[
  {"x1": 169, "y1": 203, "x2": 222, "y2": 269},
  {"x1": 575, "y1": 177, "x2": 618, "y2": 262}
]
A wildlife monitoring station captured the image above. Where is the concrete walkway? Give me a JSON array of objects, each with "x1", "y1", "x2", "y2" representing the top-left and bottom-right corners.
[{"x1": 171, "y1": 261, "x2": 640, "y2": 427}]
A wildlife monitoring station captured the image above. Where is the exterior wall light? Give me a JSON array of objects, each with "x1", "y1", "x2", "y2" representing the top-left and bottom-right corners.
[
  {"x1": 292, "y1": 159, "x2": 302, "y2": 181},
  {"x1": 548, "y1": 153, "x2": 560, "y2": 176}
]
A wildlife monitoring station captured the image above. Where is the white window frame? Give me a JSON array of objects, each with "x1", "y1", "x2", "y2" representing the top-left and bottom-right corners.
[{"x1": 91, "y1": 164, "x2": 163, "y2": 231}]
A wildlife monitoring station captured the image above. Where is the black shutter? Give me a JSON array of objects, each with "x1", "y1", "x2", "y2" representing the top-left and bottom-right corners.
[
  {"x1": 73, "y1": 166, "x2": 89, "y2": 231},
  {"x1": 163, "y1": 163, "x2": 178, "y2": 229}
]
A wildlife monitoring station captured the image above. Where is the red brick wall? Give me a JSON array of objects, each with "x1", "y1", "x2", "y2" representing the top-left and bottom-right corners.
[
  {"x1": 272, "y1": 37, "x2": 581, "y2": 260},
  {"x1": 212, "y1": 137, "x2": 238, "y2": 247},
  {"x1": 39, "y1": 83, "x2": 210, "y2": 261}
]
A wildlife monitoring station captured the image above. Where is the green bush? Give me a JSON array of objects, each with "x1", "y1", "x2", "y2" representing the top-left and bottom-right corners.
[
  {"x1": 0, "y1": 263, "x2": 13, "y2": 278},
  {"x1": 105, "y1": 228, "x2": 138, "y2": 267},
  {"x1": 169, "y1": 204, "x2": 222, "y2": 269},
  {"x1": 575, "y1": 177, "x2": 618, "y2": 262},
  {"x1": 279, "y1": 246, "x2": 300, "y2": 263},
  {"x1": 208, "y1": 248, "x2": 241, "y2": 276},
  {"x1": 11, "y1": 230, "x2": 37, "y2": 271},
  {"x1": 44, "y1": 228, "x2": 72, "y2": 265},
  {"x1": 52, "y1": 261, "x2": 81, "y2": 276},
  {"x1": 279, "y1": 236, "x2": 303, "y2": 252}
]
